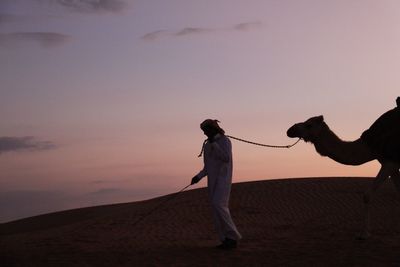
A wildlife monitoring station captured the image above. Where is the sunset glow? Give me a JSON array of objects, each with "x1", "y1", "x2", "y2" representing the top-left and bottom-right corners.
[{"x1": 1, "y1": 0, "x2": 399, "y2": 222}]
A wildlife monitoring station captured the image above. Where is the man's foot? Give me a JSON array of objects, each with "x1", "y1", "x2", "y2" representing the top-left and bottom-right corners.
[{"x1": 216, "y1": 238, "x2": 237, "y2": 250}]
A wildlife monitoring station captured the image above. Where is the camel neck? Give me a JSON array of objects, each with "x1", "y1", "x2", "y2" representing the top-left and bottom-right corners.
[{"x1": 313, "y1": 123, "x2": 375, "y2": 166}]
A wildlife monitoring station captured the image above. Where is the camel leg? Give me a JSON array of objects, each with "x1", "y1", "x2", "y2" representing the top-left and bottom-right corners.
[{"x1": 359, "y1": 163, "x2": 397, "y2": 240}]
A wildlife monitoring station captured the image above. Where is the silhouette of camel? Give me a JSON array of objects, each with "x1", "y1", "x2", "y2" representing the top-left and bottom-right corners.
[{"x1": 287, "y1": 97, "x2": 400, "y2": 239}]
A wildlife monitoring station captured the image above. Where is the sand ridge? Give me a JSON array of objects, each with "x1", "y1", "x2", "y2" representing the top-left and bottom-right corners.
[{"x1": 1, "y1": 177, "x2": 400, "y2": 266}]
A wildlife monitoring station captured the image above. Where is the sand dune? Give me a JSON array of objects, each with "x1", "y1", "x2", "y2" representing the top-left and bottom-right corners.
[{"x1": 1, "y1": 177, "x2": 400, "y2": 266}]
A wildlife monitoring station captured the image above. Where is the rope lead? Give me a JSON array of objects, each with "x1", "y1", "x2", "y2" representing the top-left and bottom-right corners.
[
  {"x1": 198, "y1": 135, "x2": 301, "y2": 157},
  {"x1": 226, "y1": 135, "x2": 301, "y2": 149}
]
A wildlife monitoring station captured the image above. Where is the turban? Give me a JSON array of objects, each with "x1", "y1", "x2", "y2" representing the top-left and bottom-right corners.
[{"x1": 200, "y1": 119, "x2": 225, "y2": 134}]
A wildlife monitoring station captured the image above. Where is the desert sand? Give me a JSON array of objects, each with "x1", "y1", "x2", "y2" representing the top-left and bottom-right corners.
[{"x1": 1, "y1": 177, "x2": 400, "y2": 267}]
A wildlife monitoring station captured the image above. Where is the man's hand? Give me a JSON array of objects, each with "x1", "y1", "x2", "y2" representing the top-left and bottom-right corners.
[{"x1": 191, "y1": 175, "x2": 201, "y2": 185}]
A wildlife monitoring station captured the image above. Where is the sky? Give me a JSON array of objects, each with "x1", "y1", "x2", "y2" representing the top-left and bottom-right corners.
[{"x1": 1, "y1": 0, "x2": 400, "y2": 222}]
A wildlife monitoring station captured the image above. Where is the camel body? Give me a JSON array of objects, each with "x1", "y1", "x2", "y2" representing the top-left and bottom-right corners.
[{"x1": 287, "y1": 99, "x2": 400, "y2": 239}]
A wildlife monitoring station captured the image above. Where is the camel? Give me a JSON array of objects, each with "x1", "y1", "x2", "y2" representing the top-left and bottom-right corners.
[{"x1": 286, "y1": 97, "x2": 400, "y2": 239}]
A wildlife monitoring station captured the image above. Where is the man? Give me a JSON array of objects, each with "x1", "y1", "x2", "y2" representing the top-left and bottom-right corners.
[{"x1": 191, "y1": 119, "x2": 242, "y2": 249}]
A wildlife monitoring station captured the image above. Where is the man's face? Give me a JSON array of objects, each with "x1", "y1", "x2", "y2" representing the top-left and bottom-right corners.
[{"x1": 202, "y1": 126, "x2": 217, "y2": 139}]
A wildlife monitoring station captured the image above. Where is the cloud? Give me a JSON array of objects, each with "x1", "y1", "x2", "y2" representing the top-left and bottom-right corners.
[
  {"x1": 44, "y1": 0, "x2": 127, "y2": 14},
  {"x1": 141, "y1": 27, "x2": 214, "y2": 41},
  {"x1": 233, "y1": 21, "x2": 262, "y2": 31},
  {"x1": 141, "y1": 30, "x2": 169, "y2": 41},
  {"x1": 141, "y1": 28, "x2": 214, "y2": 41},
  {"x1": 0, "y1": 32, "x2": 71, "y2": 48},
  {"x1": 0, "y1": 0, "x2": 128, "y2": 26},
  {"x1": 142, "y1": 21, "x2": 263, "y2": 41},
  {"x1": 175, "y1": 27, "x2": 214, "y2": 36},
  {"x1": 0, "y1": 1, "x2": 127, "y2": 48},
  {"x1": 0, "y1": 136, "x2": 56, "y2": 154}
]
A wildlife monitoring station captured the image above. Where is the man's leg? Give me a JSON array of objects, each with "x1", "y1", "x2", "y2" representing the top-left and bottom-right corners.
[{"x1": 211, "y1": 190, "x2": 241, "y2": 242}]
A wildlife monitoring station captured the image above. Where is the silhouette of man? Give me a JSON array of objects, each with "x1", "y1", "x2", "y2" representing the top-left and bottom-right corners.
[{"x1": 191, "y1": 119, "x2": 242, "y2": 249}]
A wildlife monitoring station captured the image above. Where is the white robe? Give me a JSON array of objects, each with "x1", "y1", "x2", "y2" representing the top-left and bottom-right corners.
[{"x1": 196, "y1": 134, "x2": 242, "y2": 241}]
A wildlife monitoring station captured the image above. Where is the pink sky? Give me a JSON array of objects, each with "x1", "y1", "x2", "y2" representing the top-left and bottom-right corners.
[{"x1": 0, "y1": 0, "x2": 399, "y2": 222}]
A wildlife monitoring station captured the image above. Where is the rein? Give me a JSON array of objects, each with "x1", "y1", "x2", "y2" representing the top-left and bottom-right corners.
[
  {"x1": 131, "y1": 184, "x2": 191, "y2": 227},
  {"x1": 227, "y1": 135, "x2": 301, "y2": 149},
  {"x1": 198, "y1": 135, "x2": 301, "y2": 157}
]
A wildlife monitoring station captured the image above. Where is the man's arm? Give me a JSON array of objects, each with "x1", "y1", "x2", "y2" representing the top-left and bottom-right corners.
[{"x1": 191, "y1": 168, "x2": 207, "y2": 184}]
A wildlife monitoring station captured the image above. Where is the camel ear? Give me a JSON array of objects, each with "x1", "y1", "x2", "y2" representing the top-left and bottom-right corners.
[{"x1": 316, "y1": 115, "x2": 324, "y2": 123}]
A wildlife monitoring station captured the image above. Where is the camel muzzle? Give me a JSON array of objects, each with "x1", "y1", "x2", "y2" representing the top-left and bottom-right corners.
[{"x1": 287, "y1": 125, "x2": 299, "y2": 138}]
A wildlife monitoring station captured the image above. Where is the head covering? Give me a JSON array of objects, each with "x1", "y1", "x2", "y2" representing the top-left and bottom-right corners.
[
  {"x1": 200, "y1": 119, "x2": 225, "y2": 134},
  {"x1": 198, "y1": 119, "x2": 225, "y2": 157}
]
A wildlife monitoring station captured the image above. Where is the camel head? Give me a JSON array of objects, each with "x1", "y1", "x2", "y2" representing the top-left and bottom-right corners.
[{"x1": 287, "y1": 115, "x2": 326, "y2": 143}]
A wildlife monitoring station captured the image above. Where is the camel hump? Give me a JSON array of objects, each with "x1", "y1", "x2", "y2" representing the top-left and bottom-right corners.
[{"x1": 361, "y1": 105, "x2": 400, "y2": 161}]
